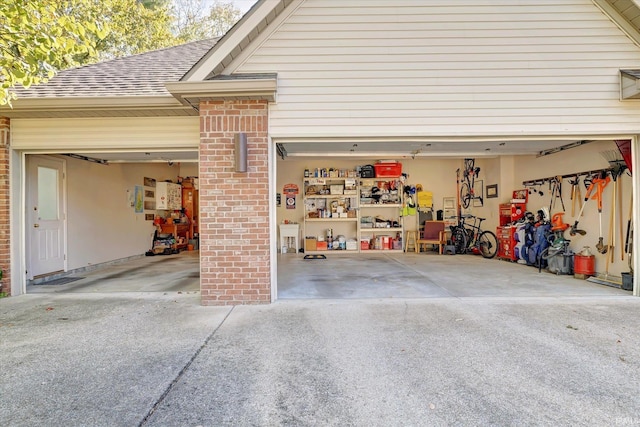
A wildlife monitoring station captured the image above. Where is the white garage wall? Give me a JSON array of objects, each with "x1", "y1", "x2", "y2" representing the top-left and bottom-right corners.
[
  {"x1": 235, "y1": 0, "x2": 640, "y2": 139},
  {"x1": 64, "y1": 157, "x2": 180, "y2": 270}
]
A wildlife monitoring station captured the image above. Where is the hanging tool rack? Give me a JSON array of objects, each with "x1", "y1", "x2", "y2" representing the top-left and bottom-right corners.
[{"x1": 521, "y1": 165, "x2": 626, "y2": 188}]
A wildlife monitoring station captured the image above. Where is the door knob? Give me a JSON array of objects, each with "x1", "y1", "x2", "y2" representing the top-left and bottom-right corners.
[{"x1": 33, "y1": 224, "x2": 39, "y2": 228}]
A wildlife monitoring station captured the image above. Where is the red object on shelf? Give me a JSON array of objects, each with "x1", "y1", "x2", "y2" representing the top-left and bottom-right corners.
[
  {"x1": 512, "y1": 189, "x2": 528, "y2": 202},
  {"x1": 374, "y1": 162, "x2": 402, "y2": 178},
  {"x1": 499, "y1": 202, "x2": 526, "y2": 225},
  {"x1": 499, "y1": 204, "x2": 511, "y2": 226},
  {"x1": 511, "y1": 202, "x2": 526, "y2": 222}
]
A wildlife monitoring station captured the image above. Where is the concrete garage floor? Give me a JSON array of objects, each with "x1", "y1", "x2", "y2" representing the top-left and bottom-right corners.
[
  {"x1": 25, "y1": 250, "x2": 630, "y2": 299},
  {"x1": 27, "y1": 251, "x2": 200, "y2": 294},
  {"x1": 277, "y1": 252, "x2": 631, "y2": 299}
]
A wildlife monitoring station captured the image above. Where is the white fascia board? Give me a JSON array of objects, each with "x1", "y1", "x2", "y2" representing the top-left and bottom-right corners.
[
  {"x1": 0, "y1": 96, "x2": 187, "y2": 116},
  {"x1": 166, "y1": 79, "x2": 277, "y2": 104},
  {"x1": 183, "y1": 0, "x2": 282, "y2": 82},
  {"x1": 592, "y1": 0, "x2": 640, "y2": 48}
]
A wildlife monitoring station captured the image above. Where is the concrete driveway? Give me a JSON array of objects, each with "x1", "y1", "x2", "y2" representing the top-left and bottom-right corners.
[{"x1": 1, "y1": 291, "x2": 639, "y2": 426}]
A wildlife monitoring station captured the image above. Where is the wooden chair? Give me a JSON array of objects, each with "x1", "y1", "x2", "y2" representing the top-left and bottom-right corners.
[{"x1": 417, "y1": 221, "x2": 447, "y2": 254}]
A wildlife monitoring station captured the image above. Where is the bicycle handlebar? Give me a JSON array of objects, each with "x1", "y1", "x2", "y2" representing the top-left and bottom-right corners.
[{"x1": 460, "y1": 214, "x2": 486, "y2": 221}]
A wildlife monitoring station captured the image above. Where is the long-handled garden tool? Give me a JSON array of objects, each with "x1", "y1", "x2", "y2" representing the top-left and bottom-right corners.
[
  {"x1": 569, "y1": 176, "x2": 582, "y2": 217},
  {"x1": 549, "y1": 176, "x2": 565, "y2": 213},
  {"x1": 619, "y1": 177, "x2": 624, "y2": 261},
  {"x1": 601, "y1": 149, "x2": 628, "y2": 261},
  {"x1": 625, "y1": 193, "x2": 633, "y2": 257},
  {"x1": 607, "y1": 177, "x2": 615, "y2": 265},
  {"x1": 594, "y1": 175, "x2": 610, "y2": 254},
  {"x1": 569, "y1": 174, "x2": 610, "y2": 237}
]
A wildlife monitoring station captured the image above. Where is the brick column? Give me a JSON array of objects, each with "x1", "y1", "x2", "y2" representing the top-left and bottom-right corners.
[
  {"x1": 0, "y1": 117, "x2": 10, "y2": 296},
  {"x1": 199, "y1": 100, "x2": 270, "y2": 305}
]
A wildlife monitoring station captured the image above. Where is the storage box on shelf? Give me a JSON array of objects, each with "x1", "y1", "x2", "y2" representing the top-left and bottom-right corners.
[
  {"x1": 373, "y1": 162, "x2": 402, "y2": 178},
  {"x1": 303, "y1": 175, "x2": 359, "y2": 254}
]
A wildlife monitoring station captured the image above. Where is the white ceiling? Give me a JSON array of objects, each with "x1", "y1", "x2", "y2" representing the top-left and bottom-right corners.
[
  {"x1": 69, "y1": 150, "x2": 199, "y2": 164},
  {"x1": 276, "y1": 139, "x2": 590, "y2": 159},
  {"x1": 66, "y1": 139, "x2": 591, "y2": 163}
]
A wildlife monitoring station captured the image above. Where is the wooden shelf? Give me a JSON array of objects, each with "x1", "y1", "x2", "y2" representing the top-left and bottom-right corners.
[
  {"x1": 360, "y1": 204, "x2": 402, "y2": 208},
  {"x1": 304, "y1": 194, "x2": 357, "y2": 199},
  {"x1": 305, "y1": 217, "x2": 357, "y2": 222},
  {"x1": 303, "y1": 169, "x2": 404, "y2": 254}
]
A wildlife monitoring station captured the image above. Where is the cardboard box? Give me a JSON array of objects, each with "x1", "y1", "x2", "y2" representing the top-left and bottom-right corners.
[
  {"x1": 305, "y1": 238, "x2": 317, "y2": 251},
  {"x1": 330, "y1": 185, "x2": 344, "y2": 195}
]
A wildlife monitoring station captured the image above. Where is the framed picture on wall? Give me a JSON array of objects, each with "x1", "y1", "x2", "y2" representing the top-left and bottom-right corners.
[{"x1": 486, "y1": 184, "x2": 498, "y2": 198}]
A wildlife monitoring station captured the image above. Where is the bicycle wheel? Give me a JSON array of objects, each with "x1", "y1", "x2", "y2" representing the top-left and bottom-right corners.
[
  {"x1": 451, "y1": 226, "x2": 468, "y2": 254},
  {"x1": 460, "y1": 181, "x2": 472, "y2": 209},
  {"x1": 477, "y1": 230, "x2": 498, "y2": 258}
]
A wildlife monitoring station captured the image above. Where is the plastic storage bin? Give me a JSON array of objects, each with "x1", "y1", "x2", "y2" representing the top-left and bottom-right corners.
[{"x1": 374, "y1": 162, "x2": 402, "y2": 178}]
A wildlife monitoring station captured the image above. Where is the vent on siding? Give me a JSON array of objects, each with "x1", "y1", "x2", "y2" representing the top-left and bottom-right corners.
[{"x1": 620, "y1": 70, "x2": 640, "y2": 99}]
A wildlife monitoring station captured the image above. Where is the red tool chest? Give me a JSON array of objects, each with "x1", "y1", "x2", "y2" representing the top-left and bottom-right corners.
[{"x1": 497, "y1": 226, "x2": 518, "y2": 261}]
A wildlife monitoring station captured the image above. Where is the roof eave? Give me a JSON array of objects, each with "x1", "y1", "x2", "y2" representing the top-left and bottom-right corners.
[
  {"x1": 593, "y1": 0, "x2": 640, "y2": 48},
  {"x1": 166, "y1": 77, "x2": 278, "y2": 107},
  {"x1": 0, "y1": 96, "x2": 195, "y2": 118}
]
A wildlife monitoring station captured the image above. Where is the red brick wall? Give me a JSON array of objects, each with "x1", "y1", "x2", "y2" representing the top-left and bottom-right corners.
[
  {"x1": 0, "y1": 117, "x2": 10, "y2": 296},
  {"x1": 199, "y1": 100, "x2": 271, "y2": 305}
]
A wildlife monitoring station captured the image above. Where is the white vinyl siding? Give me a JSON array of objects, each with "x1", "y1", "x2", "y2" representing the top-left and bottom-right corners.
[
  {"x1": 233, "y1": 0, "x2": 640, "y2": 138},
  {"x1": 11, "y1": 117, "x2": 199, "y2": 150}
]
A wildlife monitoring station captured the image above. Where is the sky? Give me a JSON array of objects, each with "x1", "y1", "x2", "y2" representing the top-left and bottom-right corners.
[{"x1": 231, "y1": 0, "x2": 258, "y2": 14}]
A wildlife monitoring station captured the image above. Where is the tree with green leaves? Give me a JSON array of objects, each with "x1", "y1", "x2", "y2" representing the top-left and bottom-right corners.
[
  {"x1": 172, "y1": 0, "x2": 242, "y2": 42},
  {"x1": 0, "y1": 0, "x2": 109, "y2": 105}
]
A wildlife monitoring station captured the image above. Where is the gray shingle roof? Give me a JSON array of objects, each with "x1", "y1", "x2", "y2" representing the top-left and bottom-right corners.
[{"x1": 14, "y1": 38, "x2": 218, "y2": 99}]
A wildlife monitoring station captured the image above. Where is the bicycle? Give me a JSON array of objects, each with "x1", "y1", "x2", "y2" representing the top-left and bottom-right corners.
[
  {"x1": 450, "y1": 214, "x2": 498, "y2": 258},
  {"x1": 460, "y1": 158, "x2": 482, "y2": 209}
]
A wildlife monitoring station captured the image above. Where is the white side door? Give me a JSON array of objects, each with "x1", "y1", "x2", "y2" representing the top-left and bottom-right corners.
[{"x1": 26, "y1": 156, "x2": 66, "y2": 279}]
